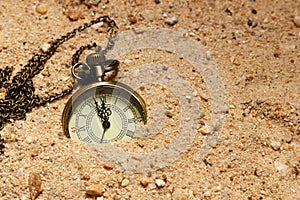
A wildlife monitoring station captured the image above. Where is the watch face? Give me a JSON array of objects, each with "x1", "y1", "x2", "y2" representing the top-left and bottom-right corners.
[{"x1": 63, "y1": 82, "x2": 147, "y2": 144}]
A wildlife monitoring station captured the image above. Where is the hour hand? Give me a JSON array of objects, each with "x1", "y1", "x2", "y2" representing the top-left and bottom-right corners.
[
  {"x1": 93, "y1": 96, "x2": 112, "y2": 142},
  {"x1": 94, "y1": 97, "x2": 111, "y2": 120},
  {"x1": 93, "y1": 97, "x2": 101, "y2": 113}
]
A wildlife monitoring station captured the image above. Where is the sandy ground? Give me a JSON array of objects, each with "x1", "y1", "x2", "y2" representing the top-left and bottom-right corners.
[{"x1": 0, "y1": 0, "x2": 299, "y2": 199}]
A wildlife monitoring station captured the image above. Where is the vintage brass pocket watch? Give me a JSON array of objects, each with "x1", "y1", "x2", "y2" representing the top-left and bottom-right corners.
[{"x1": 62, "y1": 47, "x2": 147, "y2": 144}]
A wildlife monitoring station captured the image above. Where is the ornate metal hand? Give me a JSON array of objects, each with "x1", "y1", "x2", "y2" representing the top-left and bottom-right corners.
[{"x1": 94, "y1": 96, "x2": 112, "y2": 142}]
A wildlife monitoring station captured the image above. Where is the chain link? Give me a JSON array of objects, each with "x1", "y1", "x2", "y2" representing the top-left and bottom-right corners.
[{"x1": 0, "y1": 16, "x2": 118, "y2": 153}]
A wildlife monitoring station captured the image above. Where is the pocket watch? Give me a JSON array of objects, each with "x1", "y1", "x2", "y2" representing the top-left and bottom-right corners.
[{"x1": 62, "y1": 47, "x2": 147, "y2": 144}]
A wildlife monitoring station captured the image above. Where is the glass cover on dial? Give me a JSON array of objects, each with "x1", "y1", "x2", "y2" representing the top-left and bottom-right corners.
[{"x1": 63, "y1": 82, "x2": 147, "y2": 144}]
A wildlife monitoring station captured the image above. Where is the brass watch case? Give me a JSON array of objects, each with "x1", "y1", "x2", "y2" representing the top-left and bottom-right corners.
[{"x1": 62, "y1": 81, "x2": 147, "y2": 139}]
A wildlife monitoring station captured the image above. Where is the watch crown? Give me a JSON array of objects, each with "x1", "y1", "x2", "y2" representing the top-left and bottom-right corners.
[{"x1": 85, "y1": 52, "x2": 106, "y2": 68}]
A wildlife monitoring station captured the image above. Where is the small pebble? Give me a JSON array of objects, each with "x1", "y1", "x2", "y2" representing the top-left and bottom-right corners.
[
  {"x1": 204, "y1": 190, "x2": 211, "y2": 197},
  {"x1": 155, "y1": 179, "x2": 166, "y2": 188},
  {"x1": 41, "y1": 43, "x2": 51, "y2": 53},
  {"x1": 91, "y1": 22, "x2": 104, "y2": 30},
  {"x1": 215, "y1": 185, "x2": 222, "y2": 192},
  {"x1": 154, "y1": 0, "x2": 160, "y2": 4},
  {"x1": 274, "y1": 161, "x2": 288, "y2": 176},
  {"x1": 223, "y1": 139, "x2": 230, "y2": 146},
  {"x1": 116, "y1": 175, "x2": 123, "y2": 184},
  {"x1": 200, "y1": 93, "x2": 209, "y2": 101},
  {"x1": 198, "y1": 125, "x2": 210, "y2": 135},
  {"x1": 247, "y1": 19, "x2": 253, "y2": 26},
  {"x1": 283, "y1": 133, "x2": 292, "y2": 143},
  {"x1": 67, "y1": 8, "x2": 82, "y2": 21},
  {"x1": 103, "y1": 162, "x2": 114, "y2": 170},
  {"x1": 184, "y1": 117, "x2": 191, "y2": 121},
  {"x1": 254, "y1": 168, "x2": 263, "y2": 177},
  {"x1": 165, "y1": 110, "x2": 174, "y2": 118},
  {"x1": 260, "y1": 190, "x2": 266, "y2": 195},
  {"x1": 36, "y1": 3, "x2": 50, "y2": 15},
  {"x1": 41, "y1": 68, "x2": 50, "y2": 77},
  {"x1": 80, "y1": 174, "x2": 90, "y2": 180},
  {"x1": 243, "y1": 108, "x2": 250, "y2": 116},
  {"x1": 28, "y1": 172, "x2": 42, "y2": 200},
  {"x1": 165, "y1": 16, "x2": 178, "y2": 26},
  {"x1": 86, "y1": 184, "x2": 104, "y2": 197},
  {"x1": 140, "y1": 178, "x2": 149, "y2": 187},
  {"x1": 124, "y1": 59, "x2": 132, "y2": 65},
  {"x1": 84, "y1": 0, "x2": 101, "y2": 7},
  {"x1": 206, "y1": 50, "x2": 212, "y2": 60},
  {"x1": 189, "y1": 32, "x2": 195, "y2": 37},
  {"x1": 148, "y1": 183, "x2": 157, "y2": 190},
  {"x1": 128, "y1": 14, "x2": 137, "y2": 24},
  {"x1": 293, "y1": 16, "x2": 300, "y2": 27},
  {"x1": 194, "y1": 23, "x2": 200, "y2": 31},
  {"x1": 270, "y1": 141, "x2": 281, "y2": 150},
  {"x1": 121, "y1": 179, "x2": 130, "y2": 187},
  {"x1": 26, "y1": 137, "x2": 33, "y2": 144},
  {"x1": 229, "y1": 105, "x2": 235, "y2": 109},
  {"x1": 15, "y1": 122, "x2": 22, "y2": 129},
  {"x1": 192, "y1": 90, "x2": 198, "y2": 96},
  {"x1": 232, "y1": 57, "x2": 240, "y2": 65}
]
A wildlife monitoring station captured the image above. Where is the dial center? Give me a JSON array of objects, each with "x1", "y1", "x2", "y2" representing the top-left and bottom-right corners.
[{"x1": 102, "y1": 120, "x2": 111, "y2": 129}]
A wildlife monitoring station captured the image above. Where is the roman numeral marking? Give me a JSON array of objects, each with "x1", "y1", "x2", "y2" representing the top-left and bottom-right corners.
[
  {"x1": 123, "y1": 105, "x2": 130, "y2": 112},
  {"x1": 86, "y1": 101, "x2": 94, "y2": 108},
  {"x1": 77, "y1": 126, "x2": 86, "y2": 132},
  {"x1": 128, "y1": 118, "x2": 136, "y2": 123},
  {"x1": 82, "y1": 136, "x2": 92, "y2": 143},
  {"x1": 114, "y1": 96, "x2": 119, "y2": 104},
  {"x1": 79, "y1": 113, "x2": 87, "y2": 118},
  {"x1": 126, "y1": 130, "x2": 135, "y2": 138}
]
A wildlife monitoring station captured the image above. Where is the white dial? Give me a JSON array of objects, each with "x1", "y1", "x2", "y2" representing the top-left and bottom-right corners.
[{"x1": 62, "y1": 82, "x2": 147, "y2": 144}]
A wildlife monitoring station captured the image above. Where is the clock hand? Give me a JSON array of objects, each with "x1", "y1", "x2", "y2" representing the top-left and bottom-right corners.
[
  {"x1": 100, "y1": 119, "x2": 110, "y2": 143},
  {"x1": 93, "y1": 97, "x2": 111, "y2": 119},
  {"x1": 99, "y1": 97, "x2": 108, "y2": 112},
  {"x1": 93, "y1": 97, "x2": 101, "y2": 114},
  {"x1": 93, "y1": 97, "x2": 112, "y2": 143}
]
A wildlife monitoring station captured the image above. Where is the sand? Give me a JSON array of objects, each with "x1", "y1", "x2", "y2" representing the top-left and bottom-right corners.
[{"x1": 0, "y1": 0, "x2": 299, "y2": 199}]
